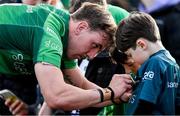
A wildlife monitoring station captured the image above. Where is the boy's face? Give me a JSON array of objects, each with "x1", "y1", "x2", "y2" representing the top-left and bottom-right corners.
[
  {"x1": 123, "y1": 56, "x2": 140, "y2": 74},
  {"x1": 125, "y1": 38, "x2": 150, "y2": 65},
  {"x1": 125, "y1": 46, "x2": 146, "y2": 65}
]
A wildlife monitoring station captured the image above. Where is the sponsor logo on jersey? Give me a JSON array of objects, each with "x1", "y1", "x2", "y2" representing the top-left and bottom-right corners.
[
  {"x1": 129, "y1": 94, "x2": 136, "y2": 104},
  {"x1": 47, "y1": 27, "x2": 54, "y2": 34},
  {"x1": 142, "y1": 71, "x2": 154, "y2": 81},
  {"x1": 12, "y1": 53, "x2": 31, "y2": 75},
  {"x1": 167, "y1": 82, "x2": 179, "y2": 88},
  {"x1": 45, "y1": 40, "x2": 62, "y2": 55}
]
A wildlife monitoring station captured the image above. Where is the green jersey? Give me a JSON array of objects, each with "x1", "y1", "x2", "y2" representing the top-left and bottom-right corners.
[
  {"x1": 108, "y1": 4, "x2": 129, "y2": 25},
  {"x1": 0, "y1": 3, "x2": 76, "y2": 76}
]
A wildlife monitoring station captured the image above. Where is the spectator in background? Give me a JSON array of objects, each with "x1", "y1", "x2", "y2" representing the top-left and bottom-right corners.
[
  {"x1": 0, "y1": 0, "x2": 20, "y2": 3},
  {"x1": 138, "y1": 0, "x2": 180, "y2": 66},
  {"x1": 116, "y1": 11, "x2": 180, "y2": 115},
  {"x1": 107, "y1": 0, "x2": 137, "y2": 11}
]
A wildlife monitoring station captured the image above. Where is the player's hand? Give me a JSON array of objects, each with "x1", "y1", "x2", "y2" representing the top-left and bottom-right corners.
[
  {"x1": 120, "y1": 89, "x2": 132, "y2": 102},
  {"x1": 5, "y1": 98, "x2": 29, "y2": 115},
  {"x1": 108, "y1": 74, "x2": 133, "y2": 99}
]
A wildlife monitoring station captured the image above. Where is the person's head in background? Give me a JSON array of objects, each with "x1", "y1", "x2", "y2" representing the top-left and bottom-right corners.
[
  {"x1": 138, "y1": 0, "x2": 180, "y2": 13},
  {"x1": 115, "y1": 11, "x2": 162, "y2": 65},
  {"x1": 111, "y1": 48, "x2": 140, "y2": 74},
  {"x1": 0, "y1": 0, "x2": 20, "y2": 3},
  {"x1": 106, "y1": 0, "x2": 137, "y2": 11},
  {"x1": 22, "y1": 0, "x2": 58, "y2": 6},
  {"x1": 69, "y1": 0, "x2": 107, "y2": 13}
]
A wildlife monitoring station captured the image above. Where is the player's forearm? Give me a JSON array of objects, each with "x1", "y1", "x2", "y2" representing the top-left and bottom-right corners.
[
  {"x1": 45, "y1": 84, "x2": 102, "y2": 110},
  {"x1": 35, "y1": 64, "x2": 132, "y2": 110}
]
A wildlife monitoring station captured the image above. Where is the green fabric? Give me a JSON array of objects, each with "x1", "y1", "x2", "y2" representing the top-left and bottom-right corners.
[
  {"x1": 98, "y1": 104, "x2": 127, "y2": 115},
  {"x1": 0, "y1": 4, "x2": 76, "y2": 76},
  {"x1": 108, "y1": 4, "x2": 129, "y2": 25},
  {"x1": 61, "y1": 0, "x2": 70, "y2": 9},
  {"x1": 98, "y1": 105, "x2": 114, "y2": 116},
  {"x1": 113, "y1": 104, "x2": 126, "y2": 115}
]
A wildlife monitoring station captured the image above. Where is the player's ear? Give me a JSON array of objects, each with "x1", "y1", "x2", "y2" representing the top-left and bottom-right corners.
[
  {"x1": 75, "y1": 21, "x2": 89, "y2": 35},
  {"x1": 136, "y1": 38, "x2": 147, "y2": 49}
]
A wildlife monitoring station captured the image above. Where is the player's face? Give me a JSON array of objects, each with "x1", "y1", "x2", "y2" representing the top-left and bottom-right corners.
[{"x1": 67, "y1": 30, "x2": 108, "y2": 60}]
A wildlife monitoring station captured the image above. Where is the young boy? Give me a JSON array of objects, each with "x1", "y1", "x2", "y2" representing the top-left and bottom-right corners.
[{"x1": 115, "y1": 11, "x2": 180, "y2": 115}]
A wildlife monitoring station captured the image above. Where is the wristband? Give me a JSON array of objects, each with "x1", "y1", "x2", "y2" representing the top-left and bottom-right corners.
[
  {"x1": 97, "y1": 89, "x2": 104, "y2": 102},
  {"x1": 107, "y1": 87, "x2": 121, "y2": 104},
  {"x1": 103, "y1": 88, "x2": 112, "y2": 101}
]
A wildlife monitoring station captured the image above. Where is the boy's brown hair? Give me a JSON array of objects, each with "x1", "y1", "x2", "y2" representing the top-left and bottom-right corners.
[{"x1": 116, "y1": 11, "x2": 161, "y2": 52}]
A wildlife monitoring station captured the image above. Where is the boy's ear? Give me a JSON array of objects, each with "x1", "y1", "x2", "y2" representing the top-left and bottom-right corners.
[
  {"x1": 75, "y1": 21, "x2": 89, "y2": 35},
  {"x1": 136, "y1": 38, "x2": 147, "y2": 49}
]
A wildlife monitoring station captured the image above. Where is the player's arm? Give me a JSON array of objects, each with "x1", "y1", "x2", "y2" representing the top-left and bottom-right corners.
[
  {"x1": 63, "y1": 66, "x2": 133, "y2": 107},
  {"x1": 35, "y1": 63, "x2": 132, "y2": 110},
  {"x1": 34, "y1": 62, "x2": 102, "y2": 110},
  {"x1": 62, "y1": 66, "x2": 101, "y2": 89}
]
